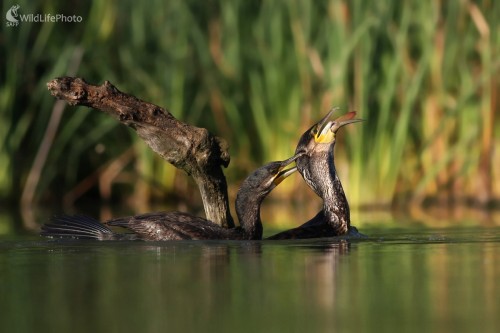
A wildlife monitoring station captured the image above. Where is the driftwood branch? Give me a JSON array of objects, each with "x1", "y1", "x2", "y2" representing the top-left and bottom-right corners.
[{"x1": 47, "y1": 76, "x2": 235, "y2": 228}]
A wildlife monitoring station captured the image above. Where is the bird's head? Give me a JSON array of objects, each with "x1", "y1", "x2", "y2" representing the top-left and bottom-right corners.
[
  {"x1": 235, "y1": 152, "x2": 304, "y2": 239},
  {"x1": 295, "y1": 107, "x2": 363, "y2": 156},
  {"x1": 238, "y1": 152, "x2": 303, "y2": 198}
]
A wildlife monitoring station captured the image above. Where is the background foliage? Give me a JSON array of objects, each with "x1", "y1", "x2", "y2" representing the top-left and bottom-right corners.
[{"x1": 1, "y1": 0, "x2": 499, "y2": 225}]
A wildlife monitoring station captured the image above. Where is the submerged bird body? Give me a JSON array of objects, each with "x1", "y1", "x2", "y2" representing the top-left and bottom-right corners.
[
  {"x1": 267, "y1": 210, "x2": 364, "y2": 240},
  {"x1": 106, "y1": 212, "x2": 243, "y2": 240},
  {"x1": 267, "y1": 109, "x2": 364, "y2": 240},
  {"x1": 41, "y1": 156, "x2": 300, "y2": 241}
]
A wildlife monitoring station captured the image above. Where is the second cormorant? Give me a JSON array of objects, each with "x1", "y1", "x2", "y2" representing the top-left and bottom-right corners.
[{"x1": 41, "y1": 154, "x2": 301, "y2": 241}]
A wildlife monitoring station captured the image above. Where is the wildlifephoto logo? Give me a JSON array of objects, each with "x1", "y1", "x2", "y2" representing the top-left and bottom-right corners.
[
  {"x1": 5, "y1": 4, "x2": 83, "y2": 27},
  {"x1": 5, "y1": 4, "x2": 19, "y2": 26}
]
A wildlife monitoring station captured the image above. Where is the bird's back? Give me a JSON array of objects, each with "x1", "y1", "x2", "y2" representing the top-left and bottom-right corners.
[{"x1": 106, "y1": 211, "x2": 246, "y2": 240}]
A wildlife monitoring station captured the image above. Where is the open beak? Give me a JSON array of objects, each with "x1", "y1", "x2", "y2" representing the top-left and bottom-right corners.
[
  {"x1": 273, "y1": 152, "x2": 304, "y2": 185},
  {"x1": 330, "y1": 111, "x2": 364, "y2": 133},
  {"x1": 313, "y1": 107, "x2": 338, "y2": 144},
  {"x1": 314, "y1": 109, "x2": 363, "y2": 143}
]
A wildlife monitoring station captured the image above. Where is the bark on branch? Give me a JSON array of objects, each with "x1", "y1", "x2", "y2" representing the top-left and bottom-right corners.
[{"x1": 47, "y1": 76, "x2": 234, "y2": 228}]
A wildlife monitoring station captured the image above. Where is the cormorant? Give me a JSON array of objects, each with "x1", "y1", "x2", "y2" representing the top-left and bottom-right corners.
[
  {"x1": 267, "y1": 108, "x2": 365, "y2": 240},
  {"x1": 41, "y1": 154, "x2": 301, "y2": 241}
]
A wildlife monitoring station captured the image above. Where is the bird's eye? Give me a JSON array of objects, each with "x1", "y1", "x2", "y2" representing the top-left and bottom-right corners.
[{"x1": 311, "y1": 127, "x2": 319, "y2": 136}]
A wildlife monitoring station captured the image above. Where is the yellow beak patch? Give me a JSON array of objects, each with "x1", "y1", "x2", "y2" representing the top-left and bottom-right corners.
[{"x1": 313, "y1": 122, "x2": 335, "y2": 144}]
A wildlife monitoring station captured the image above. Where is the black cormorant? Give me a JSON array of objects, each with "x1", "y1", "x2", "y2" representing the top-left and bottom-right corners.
[
  {"x1": 41, "y1": 154, "x2": 301, "y2": 241},
  {"x1": 267, "y1": 108, "x2": 365, "y2": 240}
]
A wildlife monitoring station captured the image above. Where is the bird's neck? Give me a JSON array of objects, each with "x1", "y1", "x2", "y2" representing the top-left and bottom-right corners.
[
  {"x1": 235, "y1": 194, "x2": 263, "y2": 240},
  {"x1": 322, "y1": 173, "x2": 350, "y2": 235},
  {"x1": 312, "y1": 147, "x2": 351, "y2": 234}
]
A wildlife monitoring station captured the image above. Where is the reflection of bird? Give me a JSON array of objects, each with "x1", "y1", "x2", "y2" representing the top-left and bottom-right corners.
[
  {"x1": 267, "y1": 108, "x2": 365, "y2": 240},
  {"x1": 41, "y1": 154, "x2": 300, "y2": 241}
]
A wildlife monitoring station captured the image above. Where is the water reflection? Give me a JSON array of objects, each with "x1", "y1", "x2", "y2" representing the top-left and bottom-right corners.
[
  {"x1": 2, "y1": 229, "x2": 500, "y2": 332},
  {"x1": 0, "y1": 238, "x2": 353, "y2": 332}
]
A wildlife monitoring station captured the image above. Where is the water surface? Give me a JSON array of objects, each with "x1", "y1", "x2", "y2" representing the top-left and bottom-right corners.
[{"x1": 1, "y1": 226, "x2": 500, "y2": 333}]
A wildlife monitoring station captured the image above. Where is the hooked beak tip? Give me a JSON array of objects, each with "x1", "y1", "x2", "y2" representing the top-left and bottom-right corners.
[{"x1": 331, "y1": 118, "x2": 364, "y2": 133}]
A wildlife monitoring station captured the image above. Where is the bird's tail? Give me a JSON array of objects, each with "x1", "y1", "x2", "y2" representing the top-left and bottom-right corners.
[{"x1": 41, "y1": 215, "x2": 117, "y2": 240}]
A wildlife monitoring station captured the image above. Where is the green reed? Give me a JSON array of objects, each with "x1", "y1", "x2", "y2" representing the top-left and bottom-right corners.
[{"x1": 1, "y1": 0, "x2": 498, "y2": 213}]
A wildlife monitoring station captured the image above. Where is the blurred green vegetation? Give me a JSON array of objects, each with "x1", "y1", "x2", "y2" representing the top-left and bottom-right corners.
[{"x1": 1, "y1": 0, "x2": 499, "y2": 217}]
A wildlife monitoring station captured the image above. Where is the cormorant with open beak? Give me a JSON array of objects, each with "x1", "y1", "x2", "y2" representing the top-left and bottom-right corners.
[{"x1": 268, "y1": 108, "x2": 365, "y2": 239}]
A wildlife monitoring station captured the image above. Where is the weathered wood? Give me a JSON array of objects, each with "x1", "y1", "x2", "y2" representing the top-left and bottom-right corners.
[{"x1": 47, "y1": 77, "x2": 235, "y2": 228}]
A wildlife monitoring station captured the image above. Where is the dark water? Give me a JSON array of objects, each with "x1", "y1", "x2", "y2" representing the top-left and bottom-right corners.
[{"x1": 1, "y1": 226, "x2": 500, "y2": 333}]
